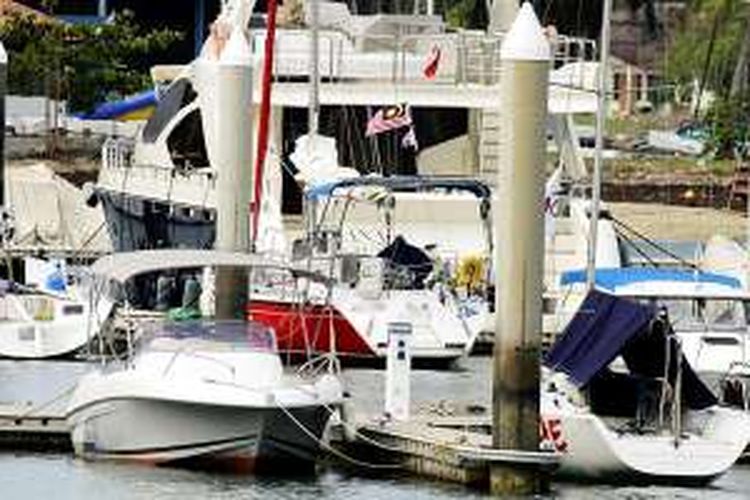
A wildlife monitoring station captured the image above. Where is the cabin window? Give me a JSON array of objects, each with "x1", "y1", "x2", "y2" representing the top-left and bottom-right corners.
[
  {"x1": 62, "y1": 304, "x2": 84, "y2": 316},
  {"x1": 142, "y1": 79, "x2": 197, "y2": 143}
]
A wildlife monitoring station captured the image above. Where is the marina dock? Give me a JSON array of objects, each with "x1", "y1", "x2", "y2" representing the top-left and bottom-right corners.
[
  {"x1": 334, "y1": 415, "x2": 558, "y2": 488},
  {"x1": 0, "y1": 403, "x2": 70, "y2": 452}
]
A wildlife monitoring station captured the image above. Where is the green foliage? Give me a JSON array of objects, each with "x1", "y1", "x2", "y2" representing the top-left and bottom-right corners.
[
  {"x1": 667, "y1": 0, "x2": 744, "y2": 93},
  {"x1": 0, "y1": 10, "x2": 181, "y2": 112},
  {"x1": 704, "y1": 92, "x2": 750, "y2": 158}
]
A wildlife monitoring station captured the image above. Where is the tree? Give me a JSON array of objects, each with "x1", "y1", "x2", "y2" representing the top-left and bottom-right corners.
[{"x1": 0, "y1": 10, "x2": 181, "y2": 112}]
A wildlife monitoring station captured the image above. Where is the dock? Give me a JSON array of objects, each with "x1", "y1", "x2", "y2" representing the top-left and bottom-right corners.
[
  {"x1": 333, "y1": 415, "x2": 558, "y2": 489},
  {"x1": 0, "y1": 403, "x2": 70, "y2": 452}
]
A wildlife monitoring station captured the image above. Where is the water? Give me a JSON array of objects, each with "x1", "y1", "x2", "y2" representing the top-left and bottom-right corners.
[{"x1": 1, "y1": 358, "x2": 750, "y2": 499}]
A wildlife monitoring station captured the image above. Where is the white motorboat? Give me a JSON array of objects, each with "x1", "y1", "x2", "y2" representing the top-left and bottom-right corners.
[
  {"x1": 67, "y1": 249, "x2": 344, "y2": 472},
  {"x1": 542, "y1": 289, "x2": 750, "y2": 485}
]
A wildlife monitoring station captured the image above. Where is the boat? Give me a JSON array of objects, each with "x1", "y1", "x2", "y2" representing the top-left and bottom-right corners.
[
  {"x1": 86, "y1": 0, "x2": 599, "y2": 253},
  {"x1": 557, "y1": 267, "x2": 750, "y2": 400},
  {"x1": 248, "y1": 176, "x2": 493, "y2": 365},
  {"x1": 542, "y1": 289, "x2": 750, "y2": 484},
  {"x1": 0, "y1": 256, "x2": 107, "y2": 359},
  {"x1": 66, "y1": 249, "x2": 344, "y2": 472},
  {"x1": 0, "y1": 279, "x2": 92, "y2": 358}
]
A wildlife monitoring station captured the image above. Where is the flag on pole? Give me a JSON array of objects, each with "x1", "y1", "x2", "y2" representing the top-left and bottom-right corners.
[
  {"x1": 422, "y1": 45, "x2": 441, "y2": 80},
  {"x1": 402, "y1": 126, "x2": 418, "y2": 150},
  {"x1": 365, "y1": 104, "x2": 412, "y2": 137}
]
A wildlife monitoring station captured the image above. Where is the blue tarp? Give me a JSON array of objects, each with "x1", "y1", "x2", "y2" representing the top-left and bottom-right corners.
[
  {"x1": 560, "y1": 267, "x2": 741, "y2": 291},
  {"x1": 544, "y1": 290, "x2": 653, "y2": 387}
]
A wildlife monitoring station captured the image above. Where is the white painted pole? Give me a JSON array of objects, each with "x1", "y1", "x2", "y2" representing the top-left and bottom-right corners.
[
  {"x1": 308, "y1": 0, "x2": 320, "y2": 135},
  {"x1": 491, "y1": 3, "x2": 550, "y2": 495},
  {"x1": 205, "y1": 28, "x2": 255, "y2": 318},
  {"x1": 0, "y1": 42, "x2": 6, "y2": 207},
  {"x1": 586, "y1": 0, "x2": 613, "y2": 290}
]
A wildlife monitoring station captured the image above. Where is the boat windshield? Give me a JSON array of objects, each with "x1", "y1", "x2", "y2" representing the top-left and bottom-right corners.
[
  {"x1": 633, "y1": 298, "x2": 749, "y2": 331},
  {"x1": 141, "y1": 320, "x2": 277, "y2": 352}
]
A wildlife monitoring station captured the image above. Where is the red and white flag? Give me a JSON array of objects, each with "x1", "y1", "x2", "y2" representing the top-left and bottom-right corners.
[
  {"x1": 422, "y1": 45, "x2": 441, "y2": 80},
  {"x1": 365, "y1": 104, "x2": 412, "y2": 137}
]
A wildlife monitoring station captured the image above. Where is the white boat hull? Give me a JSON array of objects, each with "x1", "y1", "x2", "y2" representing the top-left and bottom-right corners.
[
  {"x1": 0, "y1": 320, "x2": 88, "y2": 358},
  {"x1": 543, "y1": 402, "x2": 750, "y2": 484},
  {"x1": 68, "y1": 398, "x2": 330, "y2": 471}
]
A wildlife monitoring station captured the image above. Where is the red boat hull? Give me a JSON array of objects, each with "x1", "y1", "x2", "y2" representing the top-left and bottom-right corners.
[{"x1": 246, "y1": 300, "x2": 376, "y2": 358}]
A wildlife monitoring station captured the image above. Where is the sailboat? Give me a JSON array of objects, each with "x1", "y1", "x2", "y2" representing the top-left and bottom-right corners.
[{"x1": 542, "y1": 289, "x2": 750, "y2": 484}]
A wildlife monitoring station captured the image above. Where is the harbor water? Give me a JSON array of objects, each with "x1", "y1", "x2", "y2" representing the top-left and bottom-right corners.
[{"x1": 2, "y1": 358, "x2": 750, "y2": 499}]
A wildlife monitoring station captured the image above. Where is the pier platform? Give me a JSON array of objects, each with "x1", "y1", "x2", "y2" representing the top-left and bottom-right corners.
[
  {"x1": 334, "y1": 415, "x2": 558, "y2": 489},
  {"x1": 0, "y1": 403, "x2": 70, "y2": 452}
]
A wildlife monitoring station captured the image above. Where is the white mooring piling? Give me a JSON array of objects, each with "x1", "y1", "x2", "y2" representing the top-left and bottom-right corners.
[
  {"x1": 197, "y1": 27, "x2": 255, "y2": 319},
  {"x1": 491, "y1": 2, "x2": 551, "y2": 495}
]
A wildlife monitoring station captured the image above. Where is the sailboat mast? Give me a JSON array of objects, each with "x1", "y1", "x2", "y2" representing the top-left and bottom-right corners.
[
  {"x1": 586, "y1": 0, "x2": 613, "y2": 290},
  {"x1": 309, "y1": 0, "x2": 320, "y2": 134}
]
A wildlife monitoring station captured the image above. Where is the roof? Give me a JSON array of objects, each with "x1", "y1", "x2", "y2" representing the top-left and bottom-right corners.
[
  {"x1": 90, "y1": 249, "x2": 329, "y2": 284},
  {"x1": 305, "y1": 176, "x2": 492, "y2": 201},
  {"x1": 560, "y1": 267, "x2": 743, "y2": 295},
  {"x1": 0, "y1": 0, "x2": 54, "y2": 22}
]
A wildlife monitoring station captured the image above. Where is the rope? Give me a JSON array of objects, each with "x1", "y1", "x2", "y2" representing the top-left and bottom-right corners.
[
  {"x1": 610, "y1": 215, "x2": 699, "y2": 270},
  {"x1": 273, "y1": 400, "x2": 402, "y2": 471}
]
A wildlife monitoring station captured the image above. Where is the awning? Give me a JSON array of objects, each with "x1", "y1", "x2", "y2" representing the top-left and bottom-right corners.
[
  {"x1": 89, "y1": 249, "x2": 329, "y2": 285},
  {"x1": 305, "y1": 175, "x2": 492, "y2": 201},
  {"x1": 560, "y1": 267, "x2": 741, "y2": 291}
]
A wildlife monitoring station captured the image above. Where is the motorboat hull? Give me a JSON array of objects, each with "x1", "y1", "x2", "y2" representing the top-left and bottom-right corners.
[{"x1": 68, "y1": 397, "x2": 332, "y2": 472}]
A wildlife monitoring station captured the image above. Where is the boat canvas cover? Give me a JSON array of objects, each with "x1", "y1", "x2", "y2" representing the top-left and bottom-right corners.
[
  {"x1": 559, "y1": 267, "x2": 741, "y2": 291},
  {"x1": 544, "y1": 290, "x2": 717, "y2": 410}
]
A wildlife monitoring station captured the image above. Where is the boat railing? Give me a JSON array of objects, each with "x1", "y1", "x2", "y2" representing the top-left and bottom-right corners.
[
  {"x1": 257, "y1": 28, "x2": 597, "y2": 86},
  {"x1": 161, "y1": 346, "x2": 237, "y2": 380},
  {"x1": 101, "y1": 137, "x2": 134, "y2": 170}
]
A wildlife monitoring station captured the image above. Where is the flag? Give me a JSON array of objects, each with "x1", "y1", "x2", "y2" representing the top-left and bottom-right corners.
[
  {"x1": 402, "y1": 126, "x2": 418, "y2": 150},
  {"x1": 422, "y1": 45, "x2": 441, "y2": 80},
  {"x1": 365, "y1": 104, "x2": 412, "y2": 137}
]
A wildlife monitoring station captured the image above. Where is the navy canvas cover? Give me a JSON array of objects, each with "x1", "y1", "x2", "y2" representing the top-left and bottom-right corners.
[
  {"x1": 544, "y1": 290, "x2": 653, "y2": 387},
  {"x1": 544, "y1": 290, "x2": 717, "y2": 410}
]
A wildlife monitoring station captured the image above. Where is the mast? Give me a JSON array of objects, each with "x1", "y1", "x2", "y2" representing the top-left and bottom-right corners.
[
  {"x1": 585, "y1": 0, "x2": 612, "y2": 290},
  {"x1": 308, "y1": 0, "x2": 320, "y2": 135},
  {"x1": 251, "y1": 0, "x2": 279, "y2": 247}
]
